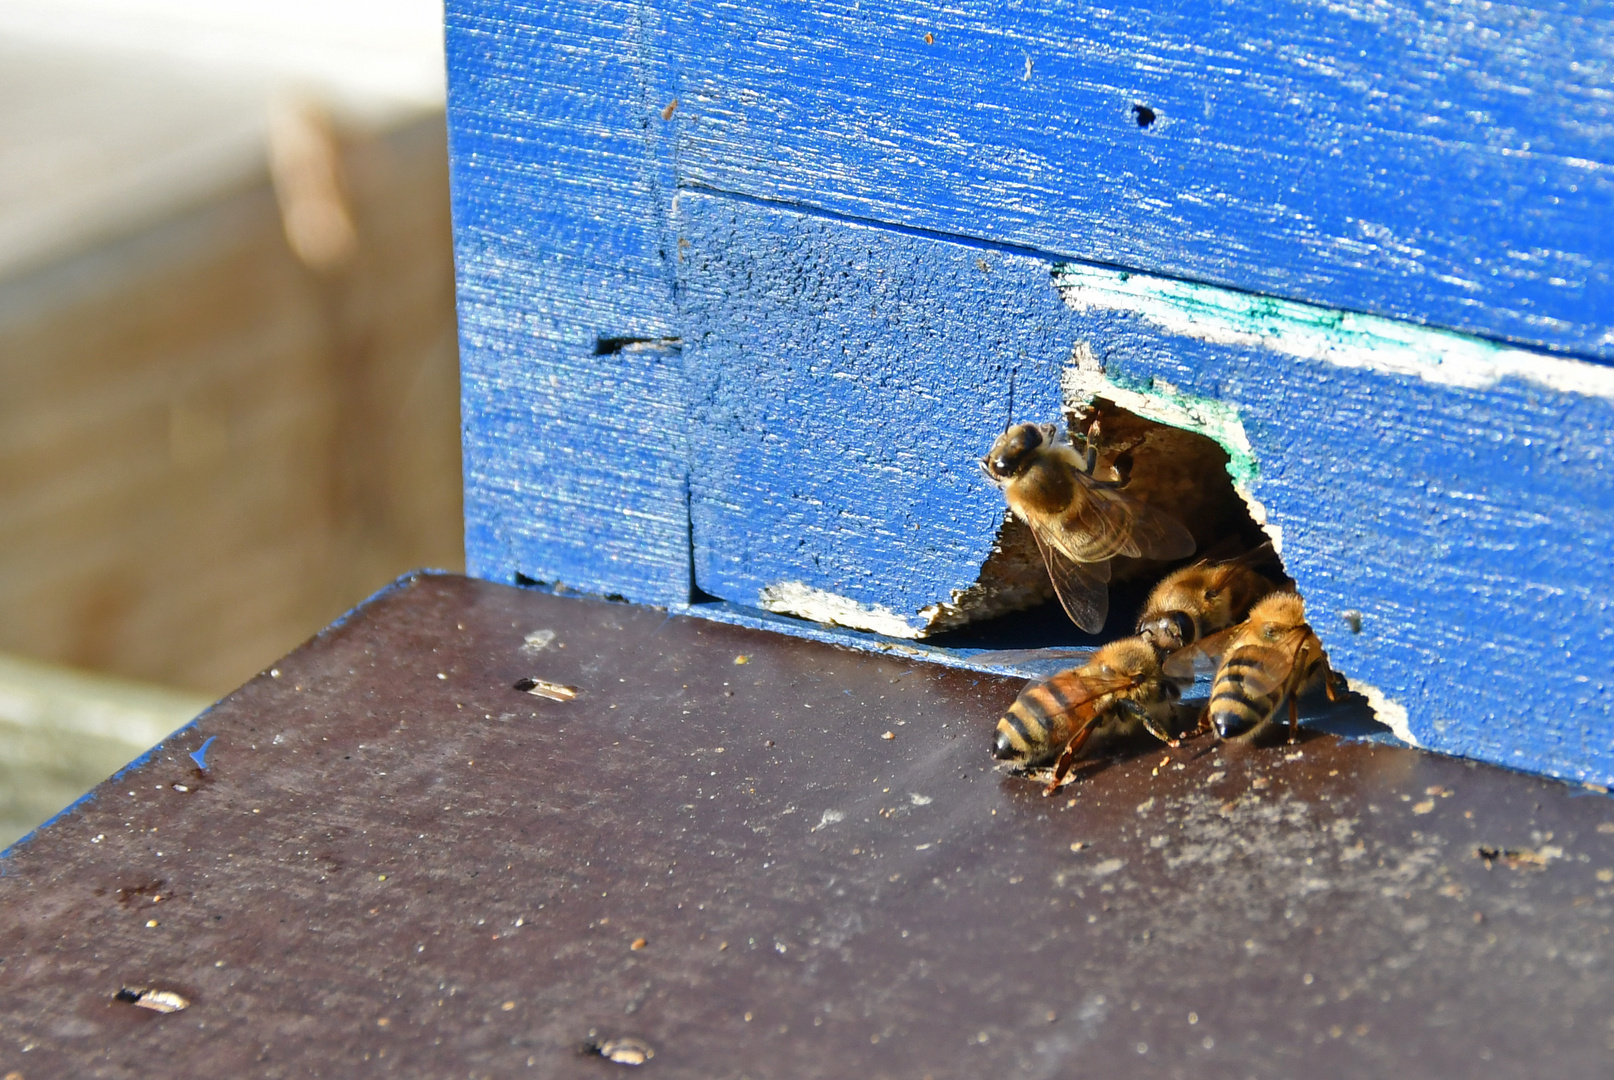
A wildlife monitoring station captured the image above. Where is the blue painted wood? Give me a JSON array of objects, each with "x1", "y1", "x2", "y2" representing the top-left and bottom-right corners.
[
  {"x1": 677, "y1": 192, "x2": 1070, "y2": 621},
  {"x1": 658, "y1": 0, "x2": 1614, "y2": 360},
  {"x1": 448, "y1": 0, "x2": 689, "y2": 604},
  {"x1": 1072, "y1": 310, "x2": 1614, "y2": 783},
  {"x1": 674, "y1": 191, "x2": 1614, "y2": 782},
  {"x1": 446, "y1": 0, "x2": 1614, "y2": 788}
]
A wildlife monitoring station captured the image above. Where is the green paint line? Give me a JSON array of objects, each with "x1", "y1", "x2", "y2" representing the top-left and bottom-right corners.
[
  {"x1": 1052, "y1": 263, "x2": 1614, "y2": 401},
  {"x1": 1060, "y1": 347, "x2": 1260, "y2": 491}
]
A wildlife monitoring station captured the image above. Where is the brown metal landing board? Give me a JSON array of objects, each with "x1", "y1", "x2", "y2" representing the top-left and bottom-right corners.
[{"x1": 2, "y1": 573, "x2": 1611, "y2": 1079}]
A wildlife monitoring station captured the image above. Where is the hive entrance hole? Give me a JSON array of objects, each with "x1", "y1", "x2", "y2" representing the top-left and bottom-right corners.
[{"x1": 934, "y1": 399, "x2": 1279, "y2": 652}]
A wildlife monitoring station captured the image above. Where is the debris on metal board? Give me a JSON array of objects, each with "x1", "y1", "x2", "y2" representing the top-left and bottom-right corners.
[
  {"x1": 1475, "y1": 844, "x2": 1562, "y2": 870},
  {"x1": 513, "y1": 678, "x2": 579, "y2": 702},
  {"x1": 581, "y1": 1032, "x2": 654, "y2": 1066},
  {"x1": 188, "y1": 736, "x2": 217, "y2": 771},
  {"x1": 114, "y1": 986, "x2": 189, "y2": 1013},
  {"x1": 521, "y1": 629, "x2": 557, "y2": 653}
]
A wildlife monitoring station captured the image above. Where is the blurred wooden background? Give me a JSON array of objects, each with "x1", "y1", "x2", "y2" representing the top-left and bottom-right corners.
[{"x1": 0, "y1": 39, "x2": 461, "y2": 698}]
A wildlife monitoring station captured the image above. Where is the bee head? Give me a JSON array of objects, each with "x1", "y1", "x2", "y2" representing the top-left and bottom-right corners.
[
  {"x1": 1136, "y1": 611, "x2": 1195, "y2": 654},
  {"x1": 981, "y1": 422, "x2": 1051, "y2": 481}
]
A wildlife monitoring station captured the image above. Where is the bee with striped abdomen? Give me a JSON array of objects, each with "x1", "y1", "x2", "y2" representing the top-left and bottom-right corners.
[
  {"x1": 1135, "y1": 543, "x2": 1283, "y2": 655},
  {"x1": 1166, "y1": 592, "x2": 1343, "y2": 742},
  {"x1": 981, "y1": 420, "x2": 1196, "y2": 633},
  {"x1": 992, "y1": 637, "x2": 1190, "y2": 793}
]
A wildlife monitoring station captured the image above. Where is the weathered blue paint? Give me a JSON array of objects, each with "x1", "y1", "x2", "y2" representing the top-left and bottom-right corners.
[
  {"x1": 447, "y1": 0, "x2": 1614, "y2": 786},
  {"x1": 673, "y1": 193, "x2": 1614, "y2": 779},
  {"x1": 448, "y1": 0, "x2": 689, "y2": 605},
  {"x1": 678, "y1": 192, "x2": 1071, "y2": 631},
  {"x1": 659, "y1": 0, "x2": 1614, "y2": 360},
  {"x1": 1076, "y1": 306, "x2": 1614, "y2": 780}
]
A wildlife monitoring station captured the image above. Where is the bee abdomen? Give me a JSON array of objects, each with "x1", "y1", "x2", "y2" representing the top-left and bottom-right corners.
[
  {"x1": 992, "y1": 694, "x2": 1055, "y2": 763},
  {"x1": 1208, "y1": 652, "x2": 1277, "y2": 736}
]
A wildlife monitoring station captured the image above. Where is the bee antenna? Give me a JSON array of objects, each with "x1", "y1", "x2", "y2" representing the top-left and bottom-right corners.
[{"x1": 1002, "y1": 368, "x2": 1017, "y2": 432}]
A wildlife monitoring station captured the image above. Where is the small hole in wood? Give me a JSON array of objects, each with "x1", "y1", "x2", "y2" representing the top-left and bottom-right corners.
[{"x1": 1132, "y1": 103, "x2": 1157, "y2": 128}]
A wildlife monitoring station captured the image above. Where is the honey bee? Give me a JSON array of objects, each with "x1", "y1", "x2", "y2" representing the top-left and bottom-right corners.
[
  {"x1": 992, "y1": 637, "x2": 1190, "y2": 793},
  {"x1": 1166, "y1": 592, "x2": 1343, "y2": 741},
  {"x1": 1135, "y1": 543, "x2": 1283, "y2": 655},
  {"x1": 981, "y1": 420, "x2": 1195, "y2": 633}
]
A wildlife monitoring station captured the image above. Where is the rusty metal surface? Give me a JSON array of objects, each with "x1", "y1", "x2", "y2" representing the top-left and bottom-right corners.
[{"x1": 3, "y1": 573, "x2": 1613, "y2": 1078}]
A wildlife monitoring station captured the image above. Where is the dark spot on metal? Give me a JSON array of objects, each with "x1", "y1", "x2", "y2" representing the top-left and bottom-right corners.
[
  {"x1": 1132, "y1": 103, "x2": 1156, "y2": 127},
  {"x1": 115, "y1": 880, "x2": 165, "y2": 906}
]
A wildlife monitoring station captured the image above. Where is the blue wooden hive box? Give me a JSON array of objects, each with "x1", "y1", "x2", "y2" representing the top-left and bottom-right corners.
[{"x1": 445, "y1": 2, "x2": 1614, "y2": 787}]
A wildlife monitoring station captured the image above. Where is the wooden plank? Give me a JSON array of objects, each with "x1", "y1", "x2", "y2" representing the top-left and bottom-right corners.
[
  {"x1": 449, "y1": 0, "x2": 691, "y2": 604},
  {"x1": 444, "y1": 2, "x2": 1614, "y2": 788},
  {"x1": 675, "y1": 191, "x2": 1614, "y2": 786},
  {"x1": 677, "y1": 191, "x2": 1071, "y2": 633},
  {"x1": 0, "y1": 113, "x2": 462, "y2": 694},
  {"x1": 656, "y1": 0, "x2": 1614, "y2": 360}
]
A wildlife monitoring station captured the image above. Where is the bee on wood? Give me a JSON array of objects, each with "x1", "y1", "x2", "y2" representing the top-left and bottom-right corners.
[
  {"x1": 992, "y1": 637, "x2": 1190, "y2": 793},
  {"x1": 1165, "y1": 592, "x2": 1343, "y2": 741},
  {"x1": 1135, "y1": 543, "x2": 1284, "y2": 655},
  {"x1": 981, "y1": 420, "x2": 1196, "y2": 633}
]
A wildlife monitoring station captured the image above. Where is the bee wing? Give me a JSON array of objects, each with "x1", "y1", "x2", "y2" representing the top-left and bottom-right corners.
[
  {"x1": 1161, "y1": 623, "x2": 1243, "y2": 679},
  {"x1": 1025, "y1": 668, "x2": 1146, "y2": 722},
  {"x1": 1240, "y1": 626, "x2": 1321, "y2": 697},
  {"x1": 1043, "y1": 472, "x2": 1196, "y2": 564},
  {"x1": 1203, "y1": 541, "x2": 1280, "y2": 590},
  {"x1": 1028, "y1": 524, "x2": 1111, "y2": 633},
  {"x1": 1113, "y1": 494, "x2": 1198, "y2": 562}
]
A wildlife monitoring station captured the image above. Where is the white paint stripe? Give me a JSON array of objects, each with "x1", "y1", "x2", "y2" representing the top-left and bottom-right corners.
[
  {"x1": 1349, "y1": 679, "x2": 1419, "y2": 747},
  {"x1": 1054, "y1": 265, "x2": 1614, "y2": 401},
  {"x1": 758, "y1": 581, "x2": 923, "y2": 639}
]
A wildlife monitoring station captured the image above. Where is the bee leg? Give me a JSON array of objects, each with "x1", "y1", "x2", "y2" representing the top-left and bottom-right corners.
[
  {"x1": 1043, "y1": 725, "x2": 1097, "y2": 796},
  {"x1": 1120, "y1": 701, "x2": 1179, "y2": 748},
  {"x1": 1105, "y1": 435, "x2": 1149, "y2": 488},
  {"x1": 1078, "y1": 421, "x2": 1101, "y2": 475},
  {"x1": 1287, "y1": 695, "x2": 1300, "y2": 743},
  {"x1": 1186, "y1": 706, "x2": 1222, "y2": 760},
  {"x1": 1325, "y1": 667, "x2": 1346, "y2": 702}
]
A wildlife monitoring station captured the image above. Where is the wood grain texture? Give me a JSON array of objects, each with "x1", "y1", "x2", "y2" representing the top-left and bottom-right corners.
[
  {"x1": 674, "y1": 192, "x2": 1614, "y2": 782},
  {"x1": 677, "y1": 192, "x2": 1069, "y2": 628},
  {"x1": 449, "y1": 0, "x2": 691, "y2": 604},
  {"x1": 0, "y1": 114, "x2": 461, "y2": 695},
  {"x1": 659, "y1": 0, "x2": 1614, "y2": 360},
  {"x1": 1069, "y1": 299, "x2": 1614, "y2": 784},
  {"x1": 446, "y1": 1, "x2": 1614, "y2": 786}
]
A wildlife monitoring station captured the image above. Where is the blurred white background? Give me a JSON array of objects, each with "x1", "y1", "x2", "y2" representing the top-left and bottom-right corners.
[
  {"x1": 0, "y1": 0, "x2": 463, "y2": 845},
  {"x1": 0, "y1": 0, "x2": 445, "y2": 105}
]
